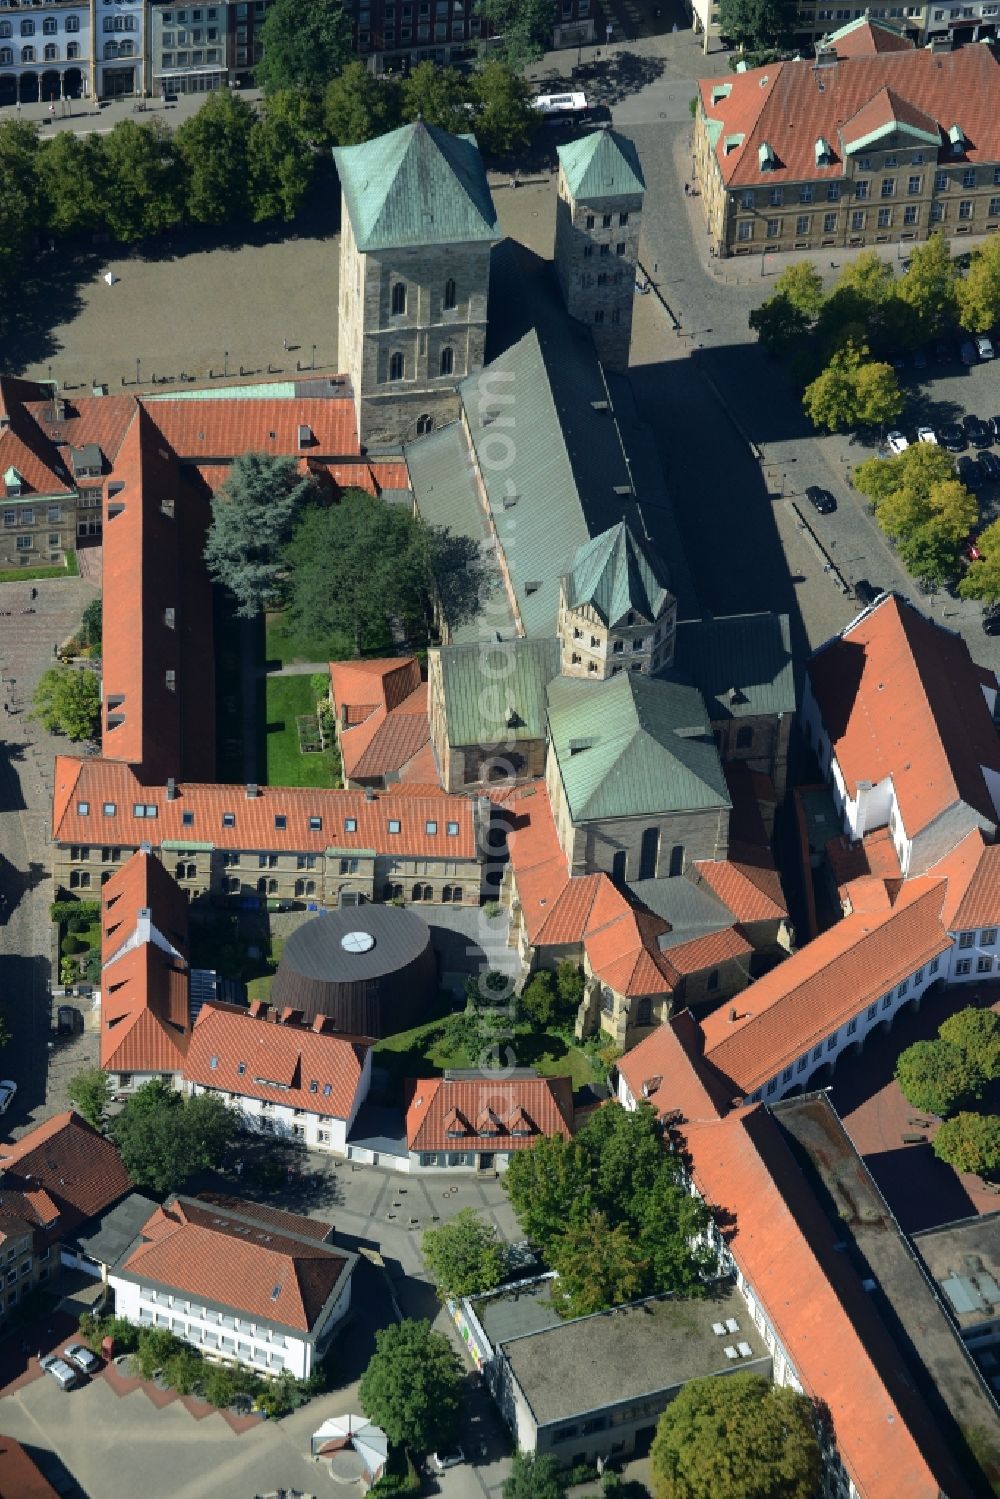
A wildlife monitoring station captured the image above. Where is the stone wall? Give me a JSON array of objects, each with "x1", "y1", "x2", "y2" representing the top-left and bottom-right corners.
[{"x1": 553, "y1": 170, "x2": 644, "y2": 374}]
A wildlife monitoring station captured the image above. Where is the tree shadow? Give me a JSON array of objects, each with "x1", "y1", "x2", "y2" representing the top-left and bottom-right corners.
[{"x1": 0, "y1": 246, "x2": 103, "y2": 376}]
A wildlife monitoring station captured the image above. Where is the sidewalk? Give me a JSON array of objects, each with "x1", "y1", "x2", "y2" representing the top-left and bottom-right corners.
[{"x1": 1, "y1": 85, "x2": 262, "y2": 138}]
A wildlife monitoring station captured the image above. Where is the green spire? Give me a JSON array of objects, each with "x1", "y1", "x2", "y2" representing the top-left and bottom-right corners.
[
  {"x1": 557, "y1": 129, "x2": 646, "y2": 202},
  {"x1": 564, "y1": 522, "x2": 670, "y2": 627}
]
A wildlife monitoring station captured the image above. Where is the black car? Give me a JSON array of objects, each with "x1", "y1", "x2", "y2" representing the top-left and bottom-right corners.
[
  {"x1": 963, "y1": 414, "x2": 993, "y2": 448},
  {"x1": 933, "y1": 341, "x2": 953, "y2": 364},
  {"x1": 806, "y1": 485, "x2": 837, "y2": 515},
  {"x1": 990, "y1": 416, "x2": 1000, "y2": 441},
  {"x1": 980, "y1": 450, "x2": 1000, "y2": 481},
  {"x1": 984, "y1": 607, "x2": 1000, "y2": 636},
  {"x1": 939, "y1": 422, "x2": 967, "y2": 452},
  {"x1": 959, "y1": 455, "x2": 984, "y2": 490}
]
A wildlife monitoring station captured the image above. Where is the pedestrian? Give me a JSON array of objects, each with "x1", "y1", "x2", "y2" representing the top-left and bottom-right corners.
[
  {"x1": 29, "y1": 586, "x2": 36, "y2": 601},
  {"x1": 282, "y1": 336, "x2": 288, "y2": 352},
  {"x1": 48, "y1": 102, "x2": 54, "y2": 119}
]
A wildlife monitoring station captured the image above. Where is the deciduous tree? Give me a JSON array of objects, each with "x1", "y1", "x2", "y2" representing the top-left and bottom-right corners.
[
  {"x1": 957, "y1": 237, "x2": 1000, "y2": 334},
  {"x1": 960, "y1": 518, "x2": 1000, "y2": 602},
  {"x1": 477, "y1": 0, "x2": 556, "y2": 67},
  {"x1": 256, "y1": 0, "x2": 351, "y2": 94},
  {"x1": 504, "y1": 1134, "x2": 593, "y2": 1244},
  {"x1": 248, "y1": 94, "x2": 315, "y2": 222},
  {"x1": 932, "y1": 1111, "x2": 1000, "y2": 1176},
  {"x1": 401, "y1": 62, "x2": 469, "y2": 136},
  {"x1": 204, "y1": 452, "x2": 316, "y2": 618},
  {"x1": 802, "y1": 340, "x2": 902, "y2": 432},
  {"x1": 175, "y1": 89, "x2": 254, "y2": 225},
  {"x1": 471, "y1": 61, "x2": 535, "y2": 156},
  {"x1": 717, "y1": 0, "x2": 797, "y2": 49},
  {"x1": 895, "y1": 1039, "x2": 985, "y2": 1117},
  {"x1": 38, "y1": 132, "x2": 106, "y2": 240},
  {"x1": 358, "y1": 1320, "x2": 463, "y2": 1452},
  {"x1": 0, "y1": 121, "x2": 45, "y2": 289},
  {"x1": 68, "y1": 1068, "x2": 112, "y2": 1131},
  {"x1": 324, "y1": 62, "x2": 402, "y2": 145},
  {"x1": 110, "y1": 1079, "x2": 238, "y2": 1194},
  {"x1": 550, "y1": 1210, "x2": 649, "y2": 1317},
  {"x1": 938, "y1": 1006, "x2": 1000, "y2": 1080},
  {"x1": 502, "y1": 1452, "x2": 565, "y2": 1499},
  {"x1": 100, "y1": 120, "x2": 184, "y2": 240},
  {"x1": 748, "y1": 293, "x2": 810, "y2": 360},
  {"x1": 31, "y1": 665, "x2": 100, "y2": 742},
  {"x1": 421, "y1": 1209, "x2": 507, "y2": 1299},
  {"x1": 650, "y1": 1373, "x2": 822, "y2": 1499},
  {"x1": 896, "y1": 231, "x2": 958, "y2": 343}
]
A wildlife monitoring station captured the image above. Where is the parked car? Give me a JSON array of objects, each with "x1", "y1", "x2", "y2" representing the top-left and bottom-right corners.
[
  {"x1": 886, "y1": 430, "x2": 909, "y2": 454},
  {"x1": 963, "y1": 414, "x2": 992, "y2": 448},
  {"x1": 62, "y1": 1343, "x2": 101, "y2": 1375},
  {"x1": 933, "y1": 341, "x2": 953, "y2": 364},
  {"x1": 977, "y1": 334, "x2": 995, "y2": 360},
  {"x1": 983, "y1": 606, "x2": 1000, "y2": 635},
  {"x1": 979, "y1": 450, "x2": 1000, "y2": 481},
  {"x1": 960, "y1": 339, "x2": 977, "y2": 365},
  {"x1": 959, "y1": 456, "x2": 984, "y2": 490},
  {"x1": 39, "y1": 1355, "x2": 79, "y2": 1391},
  {"x1": 0, "y1": 1081, "x2": 17, "y2": 1115},
  {"x1": 990, "y1": 416, "x2": 1000, "y2": 440},
  {"x1": 916, "y1": 425, "x2": 938, "y2": 444},
  {"x1": 939, "y1": 422, "x2": 967, "y2": 452},
  {"x1": 805, "y1": 485, "x2": 837, "y2": 514},
  {"x1": 430, "y1": 1450, "x2": 465, "y2": 1473},
  {"x1": 854, "y1": 579, "x2": 882, "y2": 608}
]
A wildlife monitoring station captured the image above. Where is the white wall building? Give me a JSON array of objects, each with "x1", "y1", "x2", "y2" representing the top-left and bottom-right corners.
[
  {"x1": 95, "y1": 0, "x2": 145, "y2": 97},
  {"x1": 0, "y1": 2, "x2": 89, "y2": 104}
]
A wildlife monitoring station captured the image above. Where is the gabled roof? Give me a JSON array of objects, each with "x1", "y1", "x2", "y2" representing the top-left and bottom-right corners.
[
  {"x1": 823, "y1": 15, "x2": 915, "y2": 55},
  {"x1": 700, "y1": 876, "x2": 951, "y2": 1096},
  {"x1": 184, "y1": 1002, "x2": 371, "y2": 1120},
  {"x1": 931, "y1": 828, "x2": 1000, "y2": 931},
  {"x1": 547, "y1": 673, "x2": 730, "y2": 823},
  {"x1": 672, "y1": 613, "x2": 794, "y2": 722},
  {"x1": 699, "y1": 45, "x2": 1000, "y2": 187},
  {"x1": 116, "y1": 1195, "x2": 353, "y2": 1334},
  {"x1": 840, "y1": 86, "x2": 941, "y2": 154},
  {"x1": 557, "y1": 128, "x2": 646, "y2": 201},
  {"x1": 682, "y1": 1106, "x2": 965, "y2": 1499},
  {"x1": 435, "y1": 638, "x2": 560, "y2": 746},
  {"x1": 334, "y1": 121, "x2": 498, "y2": 252},
  {"x1": 100, "y1": 852, "x2": 192, "y2": 1076},
  {"x1": 692, "y1": 856, "x2": 787, "y2": 925},
  {"x1": 0, "y1": 1112, "x2": 131, "y2": 1235},
  {"x1": 807, "y1": 595, "x2": 1000, "y2": 840},
  {"x1": 405, "y1": 1075, "x2": 574, "y2": 1153},
  {"x1": 143, "y1": 393, "x2": 360, "y2": 461},
  {"x1": 330, "y1": 658, "x2": 432, "y2": 784},
  {"x1": 563, "y1": 521, "x2": 671, "y2": 628},
  {"x1": 617, "y1": 1013, "x2": 727, "y2": 1123}
]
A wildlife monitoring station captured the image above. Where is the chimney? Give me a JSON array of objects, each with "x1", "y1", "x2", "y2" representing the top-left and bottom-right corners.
[
  {"x1": 248, "y1": 999, "x2": 269, "y2": 1020},
  {"x1": 311, "y1": 1013, "x2": 330, "y2": 1034},
  {"x1": 166, "y1": 777, "x2": 177, "y2": 801},
  {"x1": 729, "y1": 1006, "x2": 738, "y2": 1023},
  {"x1": 279, "y1": 1007, "x2": 303, "y2": 1026},
  {"x1": 245, "y1": 782, "x2": 259, "y2": 799}
]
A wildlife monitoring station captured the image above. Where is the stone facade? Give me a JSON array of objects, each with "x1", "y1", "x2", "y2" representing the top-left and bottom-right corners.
[
  {"x1": 339, "y1": 204, "x2": 491, "y2": 449},
  {"x1": 712, "y1": 710, "x2": 792, "y2": 802},
  {"x1": 557, "y1": 586, "x2": 676, "y2": 681},
  {"x1": 554, "y1": 171, "x2": 643, "y2": 372},
  {"x1": 545, "y1": 751, "x2": 731, "y2": 879}
]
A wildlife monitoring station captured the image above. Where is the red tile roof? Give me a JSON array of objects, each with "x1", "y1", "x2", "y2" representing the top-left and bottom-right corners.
[
  {"x1": 25, "y1": 392, "x2": 138, "y2": 469},
  {"x1": 0, "y1": 1437, "x2": 62, "y2": 1499},
  {"x1": 0, "y1": 377, "x2": 73, "y2": 498},
  {"x1": 700, "y1": 877, "x2": 951, "y2": 1096},
  {"x1": 807, "y1": 595, "x2": 1000, "y2": 838},
  {"x1": 931, "y1": 828, "x2": 1000, "y2": 931},
  {"x1": 405, "y1": 1075, "x2": 574, "y2": 1153},
  {"x1": 840, "y1": 85, "x2": 940, "y2": 149},
  {"x1": 617, "y1": 1013, "x2": 727, "y2": 1124},
  {"x1": 0, "y1": 1112, "x2": 131, "y2": 1235},
  {"x1": 682, "y1": 1106, "x2": 962, "y2": 1499},
  {"x1": 827, "y1": 17, "x2": 914, "y2": 55},
  {"x1": 660, "y1": 924, "x2": 752, "y2": 978},
  {"x1": 826, "y1": 826, "x2": 902, "y2": 896},
  {"x1": 100, "y1": 852, "x2": 192, "y2": 1075},
  {"x1": 144, "y1": 396, "x2": 360, "y2": 461},
  {"x1": 693, "y1": 856, "x2": 786, "y2": 925},
  {"x1": 184, "y1": 1002, "x2": 371, "y2": 1119},
  {"x1": 118, "y1": 1195, "x2": 351, "y2": 1333},
  {"x1": 331, "y1": 659, "x2": 432, "y2": 783},
  {"x1": 52, "y1": 756, "x2": 479, "y2": 860},
  {"x1": 700, "y1": 45, "x2": 1000, "y2": 187}
]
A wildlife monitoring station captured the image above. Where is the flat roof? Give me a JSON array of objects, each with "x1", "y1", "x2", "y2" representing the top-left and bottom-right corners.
[
  {"x1": 913, "y1": 1212, "x2": 1000, "y2": 1333},
  {"x1": 498, "y1": 1285, "x2": 768, "y2": 1427},
  {"x1": 475, "y1": 1277, "x2": 562, "y2": 1347},
  {"x1": 67, "y1": 1191, "x2": 159, "y2": 1270}
]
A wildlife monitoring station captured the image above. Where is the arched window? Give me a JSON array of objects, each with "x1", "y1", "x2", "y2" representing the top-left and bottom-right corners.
[
  {"x1": 20, "y1": 19, "x2": 34, "y2": 36},
  {"x1": 0, "y1": 22, "x2": 11, "y2": 38},
  {"x1": 295, "y1": 879, "x2": 305, "y2": 897},
  {"x1": 305, "y1": 879, "x2": 316, "y2": 895},
  {"x1": 66, "y1": 40, "x2": 79, "y2": 56},
  {"x1": 256, "y1": 877, "x2": 267, "y2": 895},
  {"x1": 381, "y1": 882, "x2": 394, "y2": 901},
  {"x1": 636, "y1": 997, "x2": 652, "y2": 1026},
  {"x1": 103, "y1": 40, "x2": 117, "y2": 56},
  {"x1": 21, "y1": 45, "x2": 34, "y2": 61},
  {"x1": 442, "y1": 886, "x2": 453, "y2": 903},
  {"x1": 390, "y1": 281, "x2": 406, "y2": 315},
  {"x1": 422, "y1": 883, "x2": 433, "y2": 901},
  {"x1": 669, "y1": 844, "x2": 685, "y2": 878},
  {"x1": 611, "y1": 849, "x2": 627, "y2": 884},
  {"x1": 639, "y1": 826, "x2": 660, "y2": 881},
  {"x1": 411, "y1": 883, "x2": 423, "y2": 901},
  {"x1": 440, "y1": 346, "x2": 454, "y2": 376},
  {"x1": 735, "y1": 725, "x2": 754, "y2": 749},
  {"x1": 43, "y1": 43, "x2": 57, "y2": 60},
  {"x1": 267, "y1": 878, "x2": 278, "y2": 894},
  {"x1": 416, "y1": 413, "x2": 433, "y2": 434},
  {"x1": 452, "y1": 887, "x2": 462, "y2": 903},
  {"x1": 444, "y1": 277, "x2": 456, "y2": 310},
  {"x1": 388, "y1": 352, "x2": 403, "y2": 382},
  {"x1": 175, "y1": 861, "x2": 186, "y2": 880},
  {"x1": 0, "y1": 47, "x2": 11, "y2": 64},
  {"x1": 66, "y1": 15, "x2": 80, "y2": 30},
  {"x1": 42, "y1": 16, "x2": 56, "y2": 33}
]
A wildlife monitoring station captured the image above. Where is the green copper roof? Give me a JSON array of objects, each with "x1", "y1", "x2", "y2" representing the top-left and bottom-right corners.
[
  {"x1": 333, "y1": 121, "x2": 499, "y2": 252},
  {"x1": 557, "y1": 129, "x2": 645, "y2": 203},
  {"x1": 565, "y1": 522, "x2": 671, "y2": 628},
  {"x1": 672, "y1": 613, "x2": 795, "y2": 721},
  {"x1": 436, "y1": 638, "x2": 560, "y2": 746},
  {"x1": 547, "y1": 674, "x2": 729, "y2": 823}
]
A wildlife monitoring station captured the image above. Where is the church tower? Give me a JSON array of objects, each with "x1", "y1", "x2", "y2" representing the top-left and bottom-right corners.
[
  {"x1": 334, "y1": 121, "x2": 499, "y2": 450},
  {"x1": 557, "y1": 521, "x2": 676, "y2": 680},
  {"x1": 554, "y1": 129, "x2": 646, "y2": 372}
]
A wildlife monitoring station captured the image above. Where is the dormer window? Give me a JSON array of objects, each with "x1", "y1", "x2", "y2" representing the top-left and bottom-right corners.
[
  {"x1": 758, "y1": 142, "x2": 776, "y2": 172},
  {"x1": 3, "y1": 466, "x2": 23, "y2": 497},
  {"x1": 814, "y1": 136, "x2": 833, "y2": 167}
]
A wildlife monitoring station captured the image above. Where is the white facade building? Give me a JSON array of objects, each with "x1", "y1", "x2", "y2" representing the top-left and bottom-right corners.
[
  {"x1": 0, "y1": 2, "x2": 89, "y2": 103},
  {"x1": 95, "y1": 0, "x2": 145, "y2": 97}
]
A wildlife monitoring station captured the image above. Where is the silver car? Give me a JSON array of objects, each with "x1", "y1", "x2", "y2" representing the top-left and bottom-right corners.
[
  {"x1": 39, "y1": 1354, "x2": 79, "y2": 1390},
  {"x1": 62, "y1": 1342, "x2": 101, "y2": 1375}
]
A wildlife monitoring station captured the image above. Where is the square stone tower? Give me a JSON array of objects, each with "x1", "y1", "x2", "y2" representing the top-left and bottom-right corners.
[
  {"x1": 554, "y1": 129, "x2": 646, "y2": 372},
  {"x1": 334, "y1": 121, "x2": 499, "y2": 451},
  {"x1": 557, "y1": 521, "x2": 676, "y2": 680}
]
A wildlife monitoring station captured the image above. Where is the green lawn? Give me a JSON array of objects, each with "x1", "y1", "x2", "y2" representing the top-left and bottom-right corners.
[
  {"x1": 265, "y1": 675, "x2": 341, "y2": 789},
  {"x1": 0, "y1": 550, "x2": 78, "y2": 583},
  {"x1": 374, "y1": 1006, "x2": 605, "y2": 1099},
  {"x1": 246, "y1": 936, "x2": 286, "y2": 1003},
  {"x1": 265, "y1": 610, "x2": 354, "y2": 670}
]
